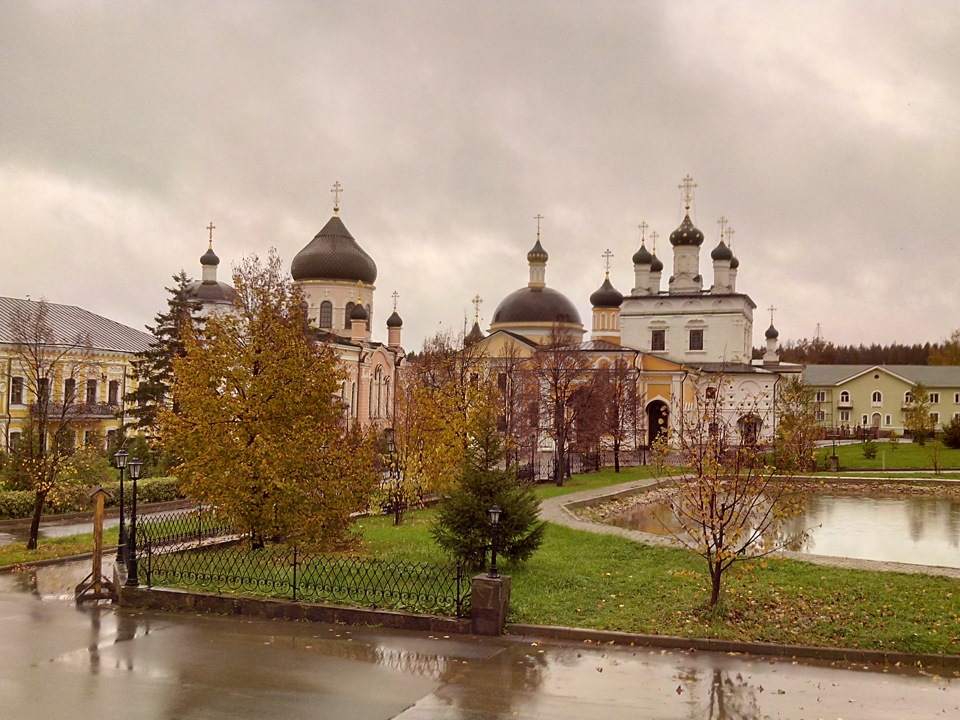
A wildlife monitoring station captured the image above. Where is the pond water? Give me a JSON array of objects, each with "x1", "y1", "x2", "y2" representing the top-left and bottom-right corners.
[{"x1": 607, "y1": 492, "x2": 960, "y2": 568}]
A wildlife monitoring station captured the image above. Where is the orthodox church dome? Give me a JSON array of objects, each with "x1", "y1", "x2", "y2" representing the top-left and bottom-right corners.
[
  {"x1": 350, "y1": 303, "x2": 369, "y2": 322},
  {"x1": 632, "y1": 243, "x2": 652, "y2": 265},
  {"x1": 187, "y1": 239, "x2": 235, "y2": 305},
  {"x1": 710, "y1": 240, "x2": 733, "y2": 261},
  {"x1": 730, "y1": 253, "x2": 740, "y2": 269},
  {"x1": 765, "y1": 323, "x2": 779, "y2": 340},
  {"x1": 650, "y1": 252, "x2": 664, "y2": 273},
  {"x1": 492, "y1": 287, "x2": 582, "y2": 325},
  {"x1": 589, "y1": 276, "x2": 623, "y2": 308},
  {"x1": 291, "y1": 215, "x2": 378, "y2": 284},
  {"x1": 386, "y1": 310, "x2": 403, "y2": 328},
  {"x1": 527, "y1": 240, "x2": 548, "y2": 263},
  {"x1": 200, "y1": 247, "x2": 220, "y2": 267},
  {"x1": 669, "y1": 214, "x2": 705, "y2": 247}
]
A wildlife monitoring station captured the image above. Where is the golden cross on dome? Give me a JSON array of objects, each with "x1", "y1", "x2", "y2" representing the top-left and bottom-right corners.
[
  {"x1": 331, "y1": 181, "x2": 343, "y2": 214},
  {"x1": 472, "y1": 294, "x2": 483, "y2": 321},
  {"x1": 650, "y1": 230, "x2": 659, "y2": 252},
  {"x1": 638, "y1": 220, "x2": 648, "y2": 244},
  {"x1": 679, "y1": 175, "x2": 697, "y2": 210},
  {"x1": 725, "y1": 226, "x2": 735, "y2": 248},
  {"x1": 392, "y1": 290, "x2": 399, "y2": 311},
  {"x1": 768, "y1": 304, "x2": 777, "y2": 324},
  {"x1": 601, "y1": 248, "x2": 614, "y2": 275},
  {"x1": 717, "y1": 216, "x2": 728, "y2": 241},
  {"x1": 206, "y1": 222, "x2": 216, "y2": 247},
  {"x1": 534, "y1": 214, "x2": 544, "y2": 240}
]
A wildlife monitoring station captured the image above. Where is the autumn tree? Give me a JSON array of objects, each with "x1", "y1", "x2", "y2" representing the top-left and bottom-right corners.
[
  {"x1": 596, "y1": 355, "x2": 641, "y2": 472},
  {"x1": 158, "y1": 251, "x2": 377, "y2": 548},
  {"x1": 655, "y1": 378, "x2": 811, "y2": 607},
  {"x1": 383, "y1": 331, "x2": 500, "y2": 523},
  {"x1": 903, "y1": 382, "x2": 934, "y2": 445},
  {"x1": 125, "y1": 271, "x2": 204, "y2": 433},
  {"x1": 530, "y1": 326, "x2": 600, "y2": 485},
  {"x1": 6, "y1": 299, "x2": 95, "y2": 548},
  {"x1": 772, "y1": 375, "x2": 819, "y2": 472}
]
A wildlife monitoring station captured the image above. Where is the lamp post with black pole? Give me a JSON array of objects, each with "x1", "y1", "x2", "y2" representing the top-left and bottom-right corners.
[
  {"x1": 487, "y1": 505, "x2": 501, "y2": 579},
  {"x1": 125, "y1": 456, "x2": 143, "y2": 586},
  {"x1": 113, "y1": 449, "x2": 128, "y2": 562}
]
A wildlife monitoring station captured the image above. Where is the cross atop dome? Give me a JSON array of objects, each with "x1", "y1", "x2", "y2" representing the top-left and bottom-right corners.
[
  {"x1": 392, "y1": 290, "x2": 399, "y2": 311},
  {"x1": 602, "y1": 248, "x2": 614, "y2": 276},
  {"x1": 534, "y1": 213, "x2": 544, "y2": 241},
  {"x1": 206, "y1": 221, "x2": 216, "y2": 248},
  {"x1": 472, "y1": 294, "x2": 483, "y2": 322},
  {"x1": 679, "y1": 175, "x2": 697, "y2": 211},
  {"x1": 331, "y1": 180, "x2": 343, "y2": 215}
]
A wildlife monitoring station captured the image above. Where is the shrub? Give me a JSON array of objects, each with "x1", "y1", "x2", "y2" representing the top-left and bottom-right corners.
[
  {"x1": 862, "y1": 439, "x2": 878, "y2": 459},
  {"x1": 940, "y1": 416, "x2": 960, "y2": 449},
  {"x1": 0, "y1": 476, "x2": 184, "y2": 520}
]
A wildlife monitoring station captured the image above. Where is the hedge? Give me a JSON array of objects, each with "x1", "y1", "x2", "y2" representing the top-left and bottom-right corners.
[{"x1": 0, "y1": 476, "x2": 184, "y2": 520}]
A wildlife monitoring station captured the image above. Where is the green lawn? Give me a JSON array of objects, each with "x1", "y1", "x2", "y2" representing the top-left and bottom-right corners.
[
  {"x1": 355, "y1": 501, "x2": 960, "y2": 656},
  {"x1": 815, "y1": 440, "x2": 960, "y2": 473}
]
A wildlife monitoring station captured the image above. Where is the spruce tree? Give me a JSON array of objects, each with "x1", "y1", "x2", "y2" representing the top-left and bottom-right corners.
[{"x1": 125, "y1": 271, "x2": 205, "y2": 433}]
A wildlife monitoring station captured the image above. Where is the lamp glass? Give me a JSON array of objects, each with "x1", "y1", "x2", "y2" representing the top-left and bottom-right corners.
[
  {"x1": 114, "y1": 448, "x2": 129, "y2": 469},
  {"x1": 128, "y1": 457, "x2": 143, "y2": 480},
  {"x1": 488, "y1": 505, "x2": 502, "y2": 526}
]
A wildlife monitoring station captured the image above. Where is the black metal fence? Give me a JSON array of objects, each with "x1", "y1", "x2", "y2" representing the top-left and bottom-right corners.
[{"x1": 136, "y1": 509, "x2": 471, "y2": 618}]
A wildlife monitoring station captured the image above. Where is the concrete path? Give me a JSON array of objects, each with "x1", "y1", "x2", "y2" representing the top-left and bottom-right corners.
[{"x1": 540, "y1": 477, "x2": 960, "y2": 579}]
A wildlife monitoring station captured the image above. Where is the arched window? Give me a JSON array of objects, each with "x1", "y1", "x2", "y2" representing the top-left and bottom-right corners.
[
  {"x1": 839, "y1": 391, "x2": 850, "y2": 403},
  {"x1": 904, "y1": 391, "x2": 913, "y2": 404},
  {"x1": 871, "y1": 391, "x2": 882, "y2": 404},
  {"x1": 319, "y1": 301, "x2": 333, "y2": 329}
]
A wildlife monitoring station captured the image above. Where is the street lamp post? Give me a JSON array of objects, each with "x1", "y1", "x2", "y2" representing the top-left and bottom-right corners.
[
  {"x1": 114, "y1": 449, "x2": 128, "y2": 562},
  {"x1": 125, "y1": 456, "x2": 143, "y2": 586},
  {"x1": 487, "y1": 505, "x2": 501, "y2": 579}
]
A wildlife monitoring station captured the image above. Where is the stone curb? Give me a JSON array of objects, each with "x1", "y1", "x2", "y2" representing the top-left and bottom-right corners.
[{"x1": 505, "y1": 623, "x2": 960, "y2": 672}]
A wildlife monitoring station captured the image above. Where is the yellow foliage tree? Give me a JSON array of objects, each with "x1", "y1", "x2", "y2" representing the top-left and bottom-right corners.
[
  {"x1": 158, "y1": 251, "x2": 377, "y2": 548},
  {"x1": 655, "y1": 376, "x2": 812, "y2": 607}
]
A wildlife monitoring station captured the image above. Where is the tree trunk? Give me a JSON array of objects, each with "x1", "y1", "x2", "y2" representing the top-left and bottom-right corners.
[
  {"x1": 27, "y1": 490, "x2": 47, "y2": 550},
  {"x1": 709, "y1": 565, "x2": 723, "y2": 607}
]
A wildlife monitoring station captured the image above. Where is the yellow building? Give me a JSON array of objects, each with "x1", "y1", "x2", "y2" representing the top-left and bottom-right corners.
[{"x1": 0, "y1": 297, "x2": 153, "y2": 452}]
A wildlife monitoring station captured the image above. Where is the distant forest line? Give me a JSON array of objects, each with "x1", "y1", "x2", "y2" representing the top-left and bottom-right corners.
[{"x1": 752, "y1": 332, "x2": 960, "y2": 366}]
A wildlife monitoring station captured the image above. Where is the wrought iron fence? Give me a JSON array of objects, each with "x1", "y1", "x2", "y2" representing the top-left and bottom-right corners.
[{"x1": 136, "y1": 511, "x2": 471, "y2": 618}]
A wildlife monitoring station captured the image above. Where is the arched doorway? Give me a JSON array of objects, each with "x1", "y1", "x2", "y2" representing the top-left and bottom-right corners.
[{"x1": 647, "y1": 401, "x2": 670, "y2": 447}]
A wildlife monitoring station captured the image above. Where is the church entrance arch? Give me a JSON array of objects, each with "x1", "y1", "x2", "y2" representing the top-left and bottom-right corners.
[
  {"x1": 738, "y1": 414, "x2": 762, "y2": 446},
  {"x1": 647, "y1": 401, "x2": 670, "y2": 447}
]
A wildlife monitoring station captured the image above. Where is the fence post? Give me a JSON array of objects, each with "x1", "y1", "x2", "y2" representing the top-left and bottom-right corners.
[
  {"x1": 145, "y1": 540, "x2": 152, "y2": 587},
  {"x1": 197, "y1": 505, "x2": 203, "y2": 545},
  {"x1": 292, "y1": 546, "x2": 298, "y2": 602}
]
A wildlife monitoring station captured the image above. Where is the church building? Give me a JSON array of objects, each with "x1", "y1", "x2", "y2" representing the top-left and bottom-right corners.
[{"x1": 187, "y1": 184, "x2": 404, "y2": 430}]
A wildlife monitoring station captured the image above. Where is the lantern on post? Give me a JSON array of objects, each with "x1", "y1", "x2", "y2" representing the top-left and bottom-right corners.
[
  {"x1": 124, "y1": 456, "x2": 143, "y2": 586},
  {"x1": 487, "y1": 505, "x2": 502, "y2": 579}
]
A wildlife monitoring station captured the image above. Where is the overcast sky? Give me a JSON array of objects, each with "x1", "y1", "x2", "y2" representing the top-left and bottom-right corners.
[{"x1": 2, "y1": 1, "x2": 958, "y2": 352}]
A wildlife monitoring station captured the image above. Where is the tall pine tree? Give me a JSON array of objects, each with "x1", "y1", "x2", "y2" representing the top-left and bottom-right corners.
[{"x1": 125, "y1": 271, "x2": 205, "y2": 433}]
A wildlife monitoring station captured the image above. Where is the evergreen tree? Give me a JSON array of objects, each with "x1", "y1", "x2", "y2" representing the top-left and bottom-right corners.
[
  {"x1": 431, "y1": 419, "x2": 545, "y2": 569},
  {"x1": 125, "y1": 271, "x2": 204, "y2": 433}
]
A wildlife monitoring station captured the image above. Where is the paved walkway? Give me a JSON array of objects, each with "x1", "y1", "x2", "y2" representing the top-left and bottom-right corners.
[{"x1": 540, "y1": 477, "x2": 960, "y2": 579}]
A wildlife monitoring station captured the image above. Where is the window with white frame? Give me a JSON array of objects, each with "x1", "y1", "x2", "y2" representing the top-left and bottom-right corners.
[
  {"x1": 319, "y1": 300, "x2": 333, "y2": 329},
  {"x1": 840, "y1": 391, "x2": 850, "y2": 403},
  {"x1": 885, "y1": 415, "x2": 892, "y2": 426},
  {"x1": 651, "y1": 328, "x2": 666, "y2": 351},
  {"x1": 815, "y1": 391, "x2": 826, "y2": 403},
  {"x1": 861, "y1": 414, "x2": 868, "y2": 425},
  {"x1": 929, "y1": 392, "x2": 940, "y2": 404},
  {"x1": 871, "y1": 391, "x2": 882, "y2": 405},
  {"x1": 689, "y1": 329, "x2": 704, "y2": 351},
  {"x1": 955, "y1": 393, "x2": 960, "y2": 404},
  {"x1": 931, "y1": 412, "x2": 940, "y2": 424},
  {"x1": 839, "y1": 410, "x2": 850, "y2": 423},
  {"x1": 9, "y1": 432, "x2": 20, "y2": 451},
  {"x1": 10, "y1": 377, "x2": 24, "y2": 405},
  {"x1": 86, "y1": 379, "x2": 97, "y2": 405},
  {"x1": 904, "y1": 391, "x2": 913, "y2": 403},
  {"x1": 815, "y1": 410, "x2": 826, "y2": 422}
]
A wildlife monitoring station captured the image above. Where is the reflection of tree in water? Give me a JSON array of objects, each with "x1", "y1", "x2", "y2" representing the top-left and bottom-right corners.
[
  {"x1": 677, "y1": 666, "x2": 762, "y2": 720},
  {"x1": 946, "y1": 500, "x2": 960, "y2": 548}
]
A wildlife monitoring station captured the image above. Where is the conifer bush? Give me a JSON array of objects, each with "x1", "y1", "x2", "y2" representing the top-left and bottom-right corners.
[{"x1": 941, "y1": 416, "x2": 960, "y2": 449}]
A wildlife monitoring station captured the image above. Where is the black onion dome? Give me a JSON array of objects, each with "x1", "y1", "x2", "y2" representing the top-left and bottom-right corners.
[
  {"x1": 711, "y1": 240, "x2": 733, "y2": 261},
  {"x1": 589, "y1": 276, "x2": 624, "y2": 308},
  {"x1": 386, "y1": 310, "x2": 403, "y2": 328},
  {"x1": 493, "y1": 287, "x2": 581, "y2": 325},
  {"x1": 187, "y1": 279, "x2": 235, "y2": 303},
  {"x1": 291, "y1": 215, "x2": 378, "y2": 284},
  {"x1": 650, "y1": 253, "x2": 664, "y2": 272},
  {"x1": 350, "y1": 303, "x2": 369, "y2": 321},
  {"x1": 632, "y1": 243, "x2": 653, "y2": 265},
  {"x1": 765, "y1": 323, "x2": 779, "y2": 340},
  {"x1": 464, "y1": 321, "x2": 485, "y2": 346},
  {"x1": 527, "y1": 240, "x2": 548, "y2": 263},
  {"x1": 730, "y1": 254, "x2": 740, "y2": 269},
  {"x1": 200, "y1": 247, "x2": 220, "y2": 266},
  {"x1": 669, "y1": 214, "x2": 705, "y2": 247}
]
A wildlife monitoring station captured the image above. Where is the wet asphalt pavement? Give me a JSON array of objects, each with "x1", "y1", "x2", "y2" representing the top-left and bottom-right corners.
[{"x1": 0, "y1": 559, "x2": 958, "y2": 719}]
